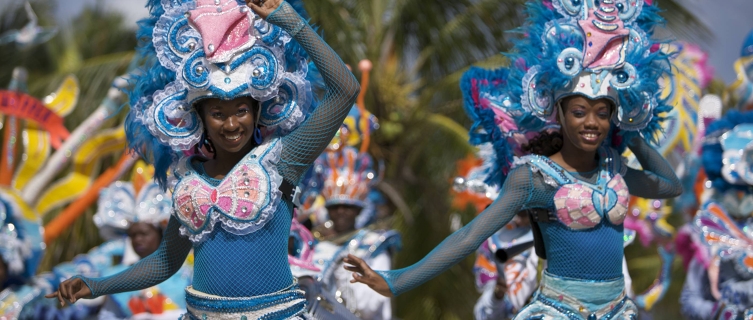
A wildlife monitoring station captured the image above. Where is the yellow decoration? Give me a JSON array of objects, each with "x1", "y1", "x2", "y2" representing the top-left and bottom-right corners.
[
  {"x1": 36, "y1": 127, "x2": 126, "y2": 216},
  {"x1": 728, "y1": 55, "x2": 753, "y2": 110},
  {"x1": 42, "y1": 75, "x2": 79, "y2": 117},
  {"x1": 12, "y1": 126, "x2": 50, "y2": 191},
  {"x1": 0, "y1": 187, "x2": 38, "y2": 221}
]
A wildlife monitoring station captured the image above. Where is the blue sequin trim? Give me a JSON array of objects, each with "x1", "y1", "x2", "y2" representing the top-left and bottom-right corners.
[
  {"x1": 260, "y1": 78, "x2": 298, "y2": 126},
  {"x1": 246, "y1": 46, "x2": 280, "y2": 91},
  {"x1": 535, "y1": 294, "x2": 628, "y2": 320},
  {"x1": 255, "y1": 20, "x2": 282, "y2": 45},
  {"x1": 182, "y1": 50, "x2": 210, "y2": 89},
  {"x1": 185, "y1": 290, "x2": 304, "y2": 313},
  {"x1": 154, "y1": 91, "x2": 202, "y2": 138},
  {"x1": 168, "y1": 18, "x2": 197, "y2": 55}
]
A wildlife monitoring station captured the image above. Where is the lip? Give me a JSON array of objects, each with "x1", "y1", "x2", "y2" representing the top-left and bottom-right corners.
[
  {"x1": 579, "y1": 131, "x2": 601, "y2": 143},
  {"x1": 221, "y1": 132, "x2": 244, "y2": 146}
]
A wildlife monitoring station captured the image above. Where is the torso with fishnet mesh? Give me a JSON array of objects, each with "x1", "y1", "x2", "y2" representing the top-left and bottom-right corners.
[
  {"x1": 78, "y1": 1, "x2": 360, "y2": 299},
  {"x1": 524, "y1": 156, "x2": 626, "y2": 280},
  {"x1": 376, "y1": 138, "x2": 681, "y2": 296}
]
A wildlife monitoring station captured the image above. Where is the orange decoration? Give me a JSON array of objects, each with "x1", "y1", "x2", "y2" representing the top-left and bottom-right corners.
[
  {"x1": 450, "y1": 154, "x2": 493, "y2": 214},
  {"x1": 0, "y1": 90, "x2": 71, "y2": 149},
  {"x1": 44, "y1": 152, "x2": 135, "y2": 244}
]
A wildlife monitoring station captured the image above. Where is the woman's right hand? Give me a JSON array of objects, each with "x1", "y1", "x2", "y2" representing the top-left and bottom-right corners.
[
  {"x1": 343, "y1": 254, "x2": 393, "y2": 297},
  {"x1": 44, "y1": 277, "x2": 92, "y2": 306}
]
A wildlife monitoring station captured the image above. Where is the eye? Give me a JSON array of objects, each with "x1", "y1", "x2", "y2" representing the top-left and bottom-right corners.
[
  {"x1": 211, "y1": 111, "x2": 224, "y2": 119},
  {"x1": 571, "y1": 110, "x2": 585, "y2": 117},
  {"x1": 237, "y1": 108, "x2": 250, "y2": 116}
]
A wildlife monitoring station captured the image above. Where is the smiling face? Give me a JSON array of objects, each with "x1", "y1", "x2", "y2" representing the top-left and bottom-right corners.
[
  {"x1": 558, "y1": 95, "x2": 613, "y2": 153},
  {"x1": 199, "y1": 97, "x2": 259, "y2": 156}
]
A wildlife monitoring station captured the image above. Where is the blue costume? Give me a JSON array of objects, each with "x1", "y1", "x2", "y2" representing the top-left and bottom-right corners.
[
  {"x1": 370, "y1": 0, "x2": 682, "y2": 319},
  {"x1": 692, "y1": 110, "x2": 753, "y2": 319},
  {"x1": 68, "y1": 0, "x2": 359, "y2": 319}
]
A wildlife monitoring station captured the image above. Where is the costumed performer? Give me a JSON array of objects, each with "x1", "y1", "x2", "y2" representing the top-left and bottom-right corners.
[
  {"x1": 296, "y1": 96, "x2": 399, "y2": 318},
  {"x1": 691, "y1": 110, "x2": 753, "y2": 319},
  {"x1": 305, "y1": 145, "x2": 399, "y2": 319},
  {"x1": 344, "y1": 0, "x2": 682, "y2": 319},
  {"x1": 47, "y1": 0, "x2": 360, "y2": 318},
  {"x1": 455, "y1": 148, "x2": 635, "y2": 320},
  {"x1": 680, "y1": 30, "x2": 753, "y2": 320}
]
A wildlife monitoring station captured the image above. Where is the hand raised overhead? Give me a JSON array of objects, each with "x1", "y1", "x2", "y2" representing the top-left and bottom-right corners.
[
  {"x1": 245, "y1": 0, "x2": 283, "y2": 20},
  {"x1": 343, "y1": 254, "x2": 393, "y2": 297}
]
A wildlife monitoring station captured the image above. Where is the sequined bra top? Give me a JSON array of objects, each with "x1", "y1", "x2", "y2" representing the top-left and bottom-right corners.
[
  {"x1": 171, "y1": 136, "x2": 284, "y2": 243},
  {"x1": 521, "y1": 147, "x2": 630, "y2": 229}
]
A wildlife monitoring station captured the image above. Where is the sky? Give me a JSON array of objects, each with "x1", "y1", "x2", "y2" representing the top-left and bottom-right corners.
[{"x1": 3, "y1": 0, "x2": 753, "y2": 83}]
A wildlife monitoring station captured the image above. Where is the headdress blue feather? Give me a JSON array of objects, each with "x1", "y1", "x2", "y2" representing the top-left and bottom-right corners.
[
  {"x1": 461, "y1": 0, "x2": 673, "y2": 187},
  {"x1": 125, "y1": 0, "x2": 323, "y2": 188}
]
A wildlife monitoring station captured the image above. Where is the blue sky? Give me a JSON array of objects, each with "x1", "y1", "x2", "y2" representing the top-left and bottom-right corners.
[{"x1": 3, "y1": 0, "x2": 753, "y2": 83}]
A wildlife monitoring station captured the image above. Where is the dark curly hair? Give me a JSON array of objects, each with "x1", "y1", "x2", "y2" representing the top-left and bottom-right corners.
[{"x1": 522, "y1": 131, "x2": 563, "y2": 157}]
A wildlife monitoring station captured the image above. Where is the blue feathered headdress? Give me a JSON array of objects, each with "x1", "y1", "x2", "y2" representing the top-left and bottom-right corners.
[
  {"x1": 701, "y1": 110, "x2": 753, "y2": 192},
  {"x1": 461, "y1": 0, "x2": 673, "y2": 186},
  {"x1": 125, "y1": 0, "x2": 323, "y2": 188}
]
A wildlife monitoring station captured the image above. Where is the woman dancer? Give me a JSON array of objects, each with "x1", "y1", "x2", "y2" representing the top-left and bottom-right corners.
[
  {"x1": 345, "y1": 0, "x2": 681, "y2": 318},
  {"x1": 47, "y1": 0, "x2": 359, "y2": 318}
]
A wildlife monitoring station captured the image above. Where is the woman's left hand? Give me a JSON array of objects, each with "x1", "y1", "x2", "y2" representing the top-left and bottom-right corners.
[
  {"x1": 343, "y1": 254, "x2": 394, "y2": 297},
  {"x1": 245, "y1": 0, "x2": 283, "y2": 20}
]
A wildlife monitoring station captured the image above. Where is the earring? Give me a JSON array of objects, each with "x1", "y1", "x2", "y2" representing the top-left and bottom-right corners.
[
  {"x1": 200, "y1": 132, "x2": 215, "y2": 154},
  {"x1": 253, "y1": 127, "x2": 263, "y2": 144}
]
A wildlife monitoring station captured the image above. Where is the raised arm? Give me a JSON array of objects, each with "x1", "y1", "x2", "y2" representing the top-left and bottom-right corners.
[
  {"x1": 345, "y1": 165, "x2": 535, "y2": 297},
  {"x1": 264, "y1": 1, "x2": 360, "y2": 183},
  {"x1": 47, "y1": 217, "x2": 192, "y2": 304},
  {"x1": 623, "y1": 137, "x2": 682, "y2": 198}
]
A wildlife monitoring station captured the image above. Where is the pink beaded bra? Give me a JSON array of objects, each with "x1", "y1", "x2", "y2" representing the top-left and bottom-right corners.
[
  {"x1": 171, "y1": 137, "x2": 284, "y2": 243},
  {"x1": 521, "y1": 147, "x2": 630, "y2": 230}
]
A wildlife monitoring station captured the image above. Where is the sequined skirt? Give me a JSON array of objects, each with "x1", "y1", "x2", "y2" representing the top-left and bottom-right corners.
[
  {"x1": 514, "y1": 271, "x2": 637, "y2": 320},
  {"x1": 181, "y1": 283, "x2": 309, "y2": 320}
]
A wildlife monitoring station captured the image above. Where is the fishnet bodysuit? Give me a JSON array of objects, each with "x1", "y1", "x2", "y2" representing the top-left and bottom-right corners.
[
  {"x1": 79, "y1": 1, "x2": 359, "y2": 299},
  {"x1": 377, "y1": 138, "x2": 682, "y2": 296}
]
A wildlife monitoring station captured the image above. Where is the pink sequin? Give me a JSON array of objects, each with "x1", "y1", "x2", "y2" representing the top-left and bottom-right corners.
[
  {"x1": 174, "y1": 163, "x2": 270, "y2": 231},
  {"x1": 554, "y1": 174, "x2": 629, "y2": 230},
  {"x1": 188, "y1": 0, "x2": 255, "y2": 63}
]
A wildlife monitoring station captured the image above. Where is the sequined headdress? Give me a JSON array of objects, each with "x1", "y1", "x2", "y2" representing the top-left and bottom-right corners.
[
  {"x1": 461, "y1": 0, "x2": 672, "y2": 186},
  {"x1": 126, "y1": 0, "x2": 321, "y2": 187},
  {"x1": 93, "y1": 162, "x2": 172, "y2": 239}
]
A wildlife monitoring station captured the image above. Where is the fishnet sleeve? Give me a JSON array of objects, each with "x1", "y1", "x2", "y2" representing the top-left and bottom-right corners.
[
  {"x1": 623, "y1": 137, "x2": 682, "y2": 199},
  {"x1": 374, "y1": 166, "x2": 535, "y2": 296},
  {"x1": 268, "y1": 2, "x2": 360, "y2": 184},
  {"x1": 76, "y1": 216, "x2": 193, "y2": 298}
]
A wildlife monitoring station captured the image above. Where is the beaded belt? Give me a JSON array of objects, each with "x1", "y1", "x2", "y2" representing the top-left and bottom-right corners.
[
  {"x1": 182, "y1": 282, "x2": 307, "y2": 320},
  {"x1": 535, "y1": 272, "x2": 634, "y2": 320}
]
